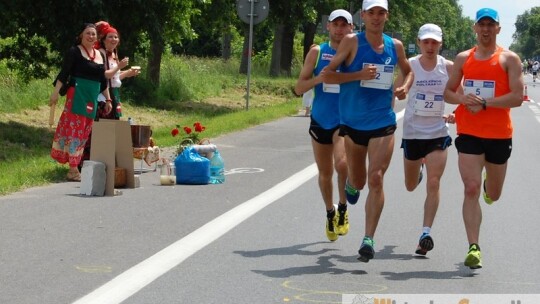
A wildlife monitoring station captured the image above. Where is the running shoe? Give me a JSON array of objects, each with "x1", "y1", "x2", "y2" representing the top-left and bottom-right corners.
[
  {"x1": 415, "y1": 233, "x2": 434, "y2": 256},
  {"x1": 358, "y1": 236, "x2": 375, "y2": 262},
  {"x1": 345, "y1": 180, "x2": 360, "y2": 205},
  {"x1": 464, "y1": 244, "x2": 482, "y2": 269},
  {"x1": 335, "y1": 205, "x2": 349, "y2": 236},
  {"x1": 325, "y1": 212, "x2": 339, "y2": 242},
  {"x1": 483, "y1": 172, "x2": 493, "y2": 205},
  {"x1": 418, "y1": 163, "x2": 424, "y2": 185}
]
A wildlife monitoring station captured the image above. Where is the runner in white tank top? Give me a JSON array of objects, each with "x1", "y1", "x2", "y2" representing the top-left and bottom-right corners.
[
  {"x1": 395, "y1": 23, "x2": 456, "y2": 257},
  {"x1": 403, "y1": 54, "x2": 450, "y2": 139}
]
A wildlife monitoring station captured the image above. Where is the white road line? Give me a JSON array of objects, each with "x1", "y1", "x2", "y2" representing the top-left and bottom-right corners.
[
  {"x1": 72, "y1": 163, "x2": 318, "y2": 304},
  {"x1": 526, "y1": 101, "x2": 540, "y2": 123}
]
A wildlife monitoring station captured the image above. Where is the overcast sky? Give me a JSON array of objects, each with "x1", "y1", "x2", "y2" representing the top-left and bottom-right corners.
[{"x1": 458, "y1": 0, "x2": 539, "y2": 49}]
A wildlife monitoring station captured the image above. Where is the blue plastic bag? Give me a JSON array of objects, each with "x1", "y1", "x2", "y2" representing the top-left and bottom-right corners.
[{"x1": 175, "y1": 146, "x2": 210, "y2": 185}]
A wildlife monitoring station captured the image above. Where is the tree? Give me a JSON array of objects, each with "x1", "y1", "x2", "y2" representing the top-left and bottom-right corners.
[
  {"x1": 0, "y1": 0, "x2": 200, "y2": 88},
  {"x1": 512, "y1": 7, "x2": 540, "y2": 59},
  {"x1": 107, "y1": 0, "x2": 199, "y2": 86},
  {"x1": 174, "y1": 0, "x2": 239, "y2": 59},
  {"x1": 0, "y1": 0, "x2": 107, "y2": 80}
]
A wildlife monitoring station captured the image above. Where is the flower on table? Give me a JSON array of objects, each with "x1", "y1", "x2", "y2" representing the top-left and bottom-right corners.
[{"x1": 171, "y1": 121, "x2": 206, "y2": 154}]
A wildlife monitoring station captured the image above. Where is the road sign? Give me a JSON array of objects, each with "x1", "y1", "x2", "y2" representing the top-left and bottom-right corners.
[
  {"x1": 236, "y1": 0, "x2": 270, "y2": 110},
  {"x1": 408, "y1": 43, "x2": 416, "y2": 54},
  {"x1": 236, "y1": 0, "x2": 269, "y2": 25},
  {"x1": 352, "y1": 9, "x2": 363, "y2": 30},
  {"x1": 319, "y1": 15, "x2": 329, "y2": 34}
]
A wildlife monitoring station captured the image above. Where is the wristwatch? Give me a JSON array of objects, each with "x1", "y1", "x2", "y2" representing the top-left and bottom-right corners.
[{"x1": 481, "y1": 98, "x2": 487, "y2": 110}]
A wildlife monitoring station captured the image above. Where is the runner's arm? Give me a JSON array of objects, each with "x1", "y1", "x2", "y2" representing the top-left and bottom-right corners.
[
  {"x1": 294, "y1": 45, "x2": 321, "y2": 95},
  {"x1": 484, "y1": 51, "x2": 524, "y2": 109},
  {"x1": 393, "y1": 40, "x2": 413, "y2": 100}
]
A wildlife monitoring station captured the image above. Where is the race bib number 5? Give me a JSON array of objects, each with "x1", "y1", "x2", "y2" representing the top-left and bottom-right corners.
[
  {"x1": 463, "y1": 79, "x2": 495, "y2": 99},
  {"x1": 360, "y1": 63, "x2": 394, "y2": 90}
]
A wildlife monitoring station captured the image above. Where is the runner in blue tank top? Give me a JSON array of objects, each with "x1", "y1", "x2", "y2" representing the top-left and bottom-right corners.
[
  {"x1": 339, "y1": 32, "x2": 397, "y2": 130},
  {"x1": 295, "y1": 9, "x2": 353, "y2": 242},
  {"x1": 321, "y1": 0, "x2": 413, "y2": 263}
]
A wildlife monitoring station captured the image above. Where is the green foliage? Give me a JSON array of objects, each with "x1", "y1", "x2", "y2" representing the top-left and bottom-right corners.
[
  {"x1": 512, "y1": 7, "x2": 540, "y2": 59},
  {"x1": 0, "y1": 121, "x2": 62, "y2": 195},
  {"x1": 0, "y1": 31, "x2": 58, "y2": 82},
  {"x1": 0, "y1": 0, "x2": 483, "y2": 82},
  {"x1": 385, "y1": 0, "x2": 475, "y2": 55},
  {"x1": 0, "y1": 55, "x2": 300, "y2": 196},
  {"x1": 128, "y1": 55, "x2": 297, "y2": 108},
  {"x1": 0, "y1": 61, "x2": 50, "y2": 113}
]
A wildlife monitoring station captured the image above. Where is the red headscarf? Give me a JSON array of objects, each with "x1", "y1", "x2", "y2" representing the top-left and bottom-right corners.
[{"x1": 94, "y1": 21, "x2": 118, "y2": 49}]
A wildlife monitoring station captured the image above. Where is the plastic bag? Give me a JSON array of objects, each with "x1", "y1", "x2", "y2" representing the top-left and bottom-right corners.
[{"x1": 174, "y1": 146, "x2": 210, "y2": 185}]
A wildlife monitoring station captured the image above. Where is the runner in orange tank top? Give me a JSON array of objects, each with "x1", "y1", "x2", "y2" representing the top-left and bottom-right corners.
[{"x1": 443, "y1": 8, "x2": 524, "y2": 269}]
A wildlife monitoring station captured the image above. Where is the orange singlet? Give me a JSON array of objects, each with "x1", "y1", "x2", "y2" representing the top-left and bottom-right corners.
[{"x1": 455, "y1": 46, "x2": 512, "y2": 139}]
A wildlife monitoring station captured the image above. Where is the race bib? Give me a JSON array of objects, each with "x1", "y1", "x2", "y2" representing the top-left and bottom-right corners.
[
  {"x1": 360, "y1": 63, "x2": 394, "y2": 90},
  {"x1": 413, "y1": 93, "x2": 444, "y2": 117},
  {"x1": 463, "y1": 79, "x2": 495, "y2": 99},
  {"x1": 322, "y1": 83, "x2": 340, "y2": 94}
]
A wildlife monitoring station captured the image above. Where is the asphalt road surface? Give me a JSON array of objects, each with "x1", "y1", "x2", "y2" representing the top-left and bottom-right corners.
[{"x1": 1, "y1": 73, "x2": 539, "y2": 304}]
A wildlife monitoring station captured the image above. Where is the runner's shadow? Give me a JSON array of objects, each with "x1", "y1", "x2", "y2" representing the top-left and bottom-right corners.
[
  {"x1": 252, "y1": 254, "x2": 366, "y2": 278},
  {"x1": 233, "y1": 241, "x2": 337, "y2": 258},
  {"x1": 234, "y1": 242, "x2": 367, "y2": 278},
  {"x1": 374, "y1": 245, "x2": 418, "y2": 261},
  {"x1": 380, "y1": 263, "x2": 479, "y2": 281}
]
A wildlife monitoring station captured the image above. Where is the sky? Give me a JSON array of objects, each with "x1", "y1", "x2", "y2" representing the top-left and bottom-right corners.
[{"x1": 458, "y1": 0, "x2": 540, "y2": 49}]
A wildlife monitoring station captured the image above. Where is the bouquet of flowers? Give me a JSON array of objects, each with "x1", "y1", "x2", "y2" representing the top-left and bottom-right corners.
[{"x1": 171, "y1": 121, "x2": 207, "y2": 155}]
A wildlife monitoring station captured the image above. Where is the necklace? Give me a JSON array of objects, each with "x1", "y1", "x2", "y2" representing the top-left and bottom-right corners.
[{"x1": 82, "y1": 45, "x2": 95, "y2": 61}]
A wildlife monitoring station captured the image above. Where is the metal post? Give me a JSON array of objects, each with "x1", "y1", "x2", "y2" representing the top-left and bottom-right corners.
[{"x1": 245, "y1": 0, "x2": 255, "y2": 110}]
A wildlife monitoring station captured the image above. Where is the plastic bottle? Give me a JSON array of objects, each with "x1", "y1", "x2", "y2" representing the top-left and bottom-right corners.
[{"x1": 209, "y1": 150, "x2": 225, "y2": 184}]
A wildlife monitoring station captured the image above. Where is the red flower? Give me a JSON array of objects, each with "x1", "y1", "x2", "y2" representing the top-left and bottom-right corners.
[
  {"x1": 193, "y1": 122, "x2": 205, "y2": 132},
  {"x1": 172, "y1": 121, "x2": 207, "y2": 155}
]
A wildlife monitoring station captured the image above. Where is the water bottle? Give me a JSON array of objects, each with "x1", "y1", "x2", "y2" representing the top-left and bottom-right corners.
[{"x1": 209, "y1": 150, "x2": 225, "y2": 184}]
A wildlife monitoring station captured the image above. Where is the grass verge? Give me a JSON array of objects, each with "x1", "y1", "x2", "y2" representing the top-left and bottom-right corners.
[
  {"x1": 0, "y1": 56, "x2": 301, "y2": 196},
  {"x1": 0, "y1": 101, "x2": 299, "y2": 196}
]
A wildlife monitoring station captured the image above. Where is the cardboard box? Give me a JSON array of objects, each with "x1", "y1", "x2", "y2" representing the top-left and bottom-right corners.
[{"x1": 90, "y1": 120, "x2": 135, "y2": 196}]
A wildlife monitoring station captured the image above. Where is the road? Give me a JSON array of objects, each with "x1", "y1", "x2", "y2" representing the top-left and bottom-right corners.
[{"x1": 1, "y1": 74, "x2": 539, "y2": 304}]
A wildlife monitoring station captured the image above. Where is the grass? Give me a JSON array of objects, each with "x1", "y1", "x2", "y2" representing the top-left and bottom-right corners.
[{"x1": 0, "y1": 56, "x2": 301, "y2": 196}]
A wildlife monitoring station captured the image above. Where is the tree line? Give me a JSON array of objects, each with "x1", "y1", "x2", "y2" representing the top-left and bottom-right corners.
[
  {"x1": 3, "y1": 0, "x2": 533, "y2": 91},
  {"x1": 512, "y1": 6, "x2": 540, "y2": 60}
]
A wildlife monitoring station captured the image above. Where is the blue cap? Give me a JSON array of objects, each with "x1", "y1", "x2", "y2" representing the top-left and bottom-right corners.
[{"x1": 475, "y1": 8, "x2": 499, "y2": 23}]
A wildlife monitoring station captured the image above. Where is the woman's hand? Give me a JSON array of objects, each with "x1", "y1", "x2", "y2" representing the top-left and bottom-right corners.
[
  {"x1": 104, "y1": 100, "x2": 113, "y2": 114},
  {"x1": 49, "y1": 92, "x2": 59, "y2": 107},
  {"x1": 129, "y1": 68, "x2": 141, "y2": 77},
  {"x1": 118, "y1": 57, "x2": 129, "y2": 69}
]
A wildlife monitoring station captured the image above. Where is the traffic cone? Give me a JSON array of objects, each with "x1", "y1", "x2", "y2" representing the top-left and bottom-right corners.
[{"x1": 523, "y1": 85, "x2": 529, "y2": 102}]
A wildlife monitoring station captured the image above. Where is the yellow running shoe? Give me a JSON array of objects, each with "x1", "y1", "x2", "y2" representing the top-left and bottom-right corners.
[
  {"x1": 325, "y1": 212, "x2": 339, "y2": 242},
  {"x1": 335, "y1": 207, "x2": 349, "y2": 236},
  {"x1": 464, "y1": 244, "x2": 482, "y2": 269}
]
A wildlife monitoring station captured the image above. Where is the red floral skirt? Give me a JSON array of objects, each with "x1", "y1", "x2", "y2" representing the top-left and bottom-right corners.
[{"x1": 50, "y1": 87, "x2": 93, "y2": 167}]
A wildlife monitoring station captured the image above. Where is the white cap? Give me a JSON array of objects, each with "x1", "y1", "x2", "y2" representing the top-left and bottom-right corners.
[
  {"x1": 328, "y1": 9, "x2": 353, "y2": 24},
  {"x1": 417, "y1": 23, "x2": 443, "y2": 42},
  {"x1": 362, "y1": 0, "x2": 388, "y2": 11}
]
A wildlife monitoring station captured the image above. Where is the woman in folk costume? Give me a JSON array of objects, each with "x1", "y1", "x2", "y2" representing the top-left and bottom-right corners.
[
  {"x1": 78, "y1": 21, "x2": 141, "y2": 168},
  {"x1": 94, "y1": 21, "x2": 140, "y2": 119},
  {"x1": 50, "y1": 23, "x2": 112, "y2": 181}
]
